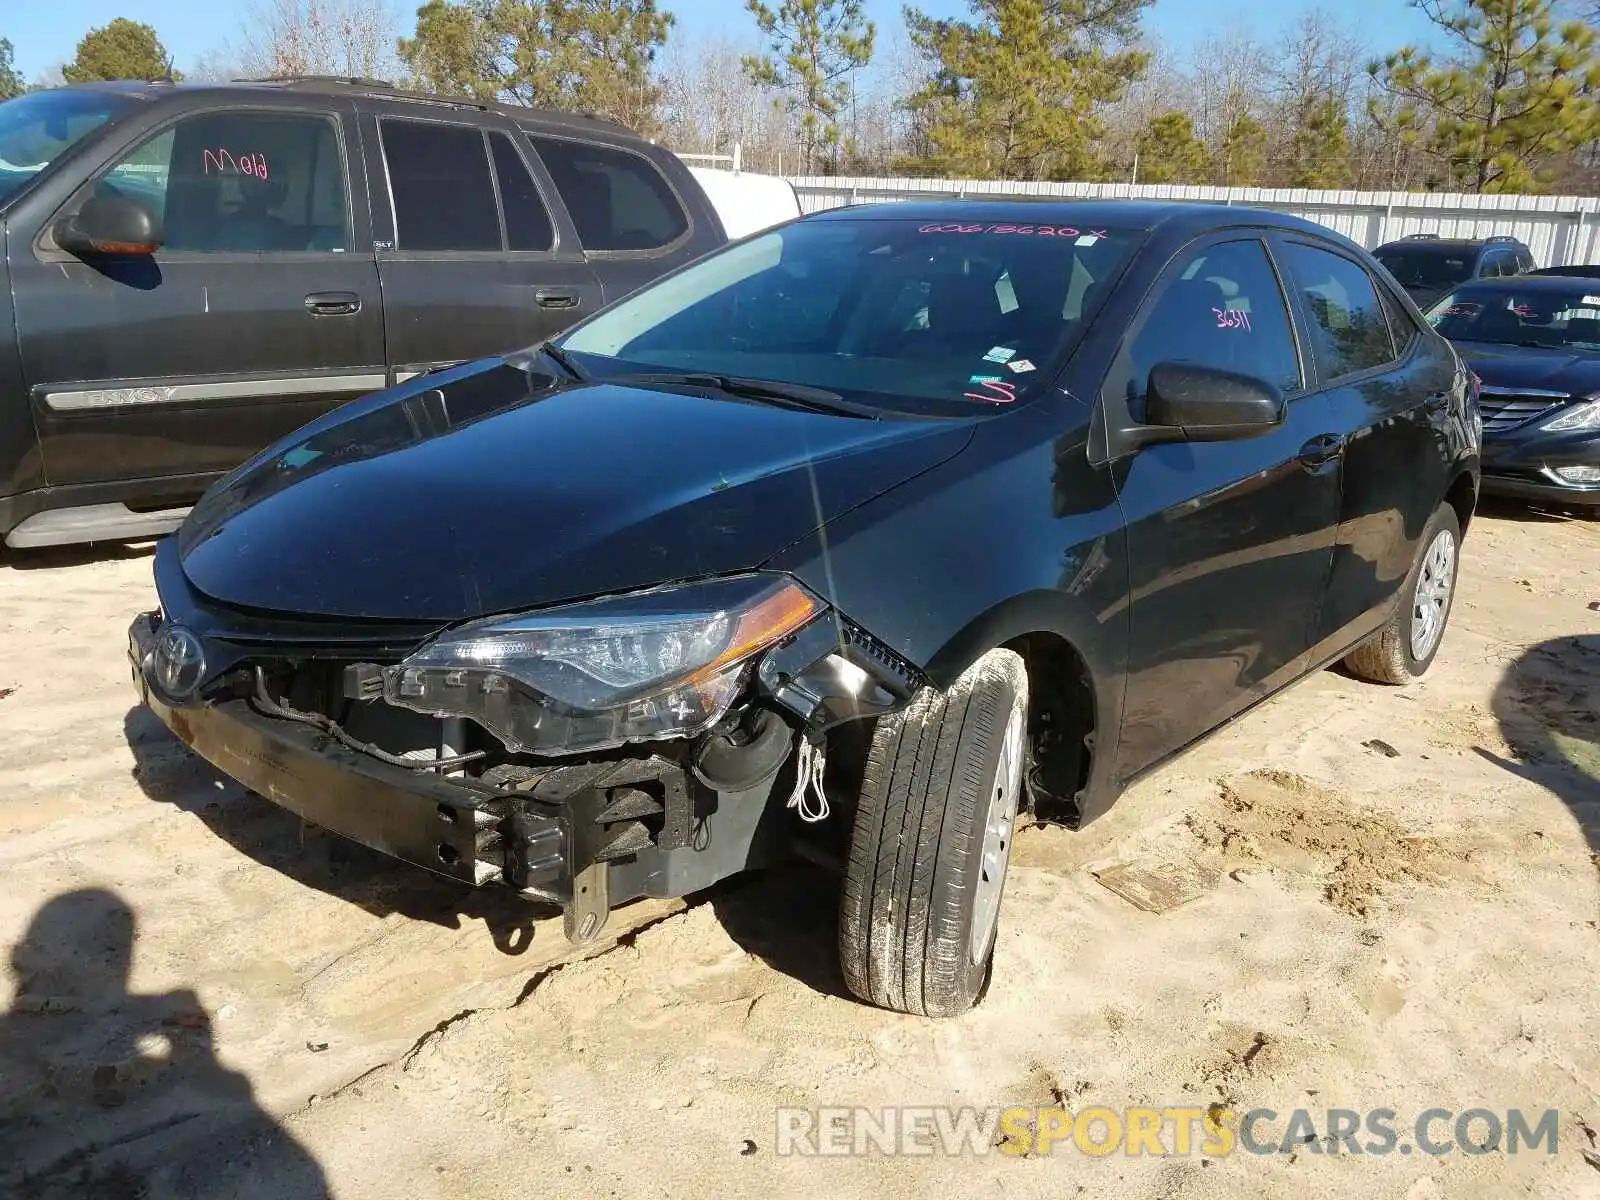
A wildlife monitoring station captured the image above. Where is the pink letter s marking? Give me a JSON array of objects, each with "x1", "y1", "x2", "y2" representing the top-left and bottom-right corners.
[{"x1": 963, "y1": 379, "x2": 1017, "y2": 404}]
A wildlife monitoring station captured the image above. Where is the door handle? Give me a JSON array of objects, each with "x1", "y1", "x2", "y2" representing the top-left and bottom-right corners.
[
  {"x1": 305, "y1": 292, "x2": 361, "y2": 316},
  {"x1": 1298, "y1": 433, "x2": 1346, "y2": 469},
  {"x1": 1423, "y1": 391, "x2": 1451, "y2": 414},
  {"x1": 535, "y1": 289, "x2": 581, "y2": 310}
]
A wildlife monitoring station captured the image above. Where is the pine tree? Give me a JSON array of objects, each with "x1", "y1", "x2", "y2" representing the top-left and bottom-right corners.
[
  {"x1": 399, "y1": 0, "x2": 672, "y2": 132},
  {"x1": 1217, "y1": 113, "x2": 1268, "y2": 186},
  {"x1": 742, "y1": 0, "x2": 875, "y2": 174},
  {"x1": 62, "y1": 19, "x2": 178, "y2": 83},
  {"x1": 902, "y1": 0, "x2": 1152, "y2": 181},
  {"x1": 1133, "y1": 111, "x2": 1208, "y2": 183},
  {"x1": 1288, "y1": 96, "x2": 1350, "y2": 188},
  {"x1": 1368, "y1": 0, "x2": 1600, "y2": 192}
]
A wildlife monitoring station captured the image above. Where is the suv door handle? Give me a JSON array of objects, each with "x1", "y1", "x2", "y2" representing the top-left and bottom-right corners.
[
  {"x1": 1298, "y1": 433, "x2": 1346, "y2": 469},
  {"x1": 536, "y1": 289, "x2": 581, "y2": 310},
  {"x1": 1423, "y1": 391, "x2": 1451, "y2": 413},
  {"x1": 305, "y1": 292, "x2": 361, "y2": 316}
]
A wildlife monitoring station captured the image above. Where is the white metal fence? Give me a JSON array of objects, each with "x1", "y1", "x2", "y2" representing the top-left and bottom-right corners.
[{"x1": 786, "y1": 176, "x2": 1600, "y2": 267}]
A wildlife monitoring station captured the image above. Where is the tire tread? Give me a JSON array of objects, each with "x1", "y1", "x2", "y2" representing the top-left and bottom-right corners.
[{"x1": 839, "y1": 649, "x2": 1027, "y2": 1016}]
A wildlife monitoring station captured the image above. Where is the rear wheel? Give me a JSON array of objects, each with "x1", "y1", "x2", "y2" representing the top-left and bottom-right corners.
[
  {"x1": 838, "y1": 648, "x2": 1028, "y2": 1017},
  {"x1": 1343, "y1": 503, "x2": 1461, "y2": 685}
]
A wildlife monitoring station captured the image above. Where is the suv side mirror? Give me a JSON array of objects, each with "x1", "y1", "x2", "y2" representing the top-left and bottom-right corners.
[
  {"x1": 55, "y1": 193, "x2": 163, "y2": 257},
  {"x1": 1144, "y1": 361, "x2": 1285, "y2": 442}
]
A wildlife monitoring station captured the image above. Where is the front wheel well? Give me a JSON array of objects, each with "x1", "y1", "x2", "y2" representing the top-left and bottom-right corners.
[{"x1": 1004, "y1": 632, "x2": 1096, "y2": 827}]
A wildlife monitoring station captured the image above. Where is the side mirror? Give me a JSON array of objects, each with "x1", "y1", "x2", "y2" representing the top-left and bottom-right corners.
[
  {"x1": 55, "y1": 193, "x2": 163, "y2": 257},
  {"x1": 1144, "y1": 361, "x2": 1285, "y2": 442}
]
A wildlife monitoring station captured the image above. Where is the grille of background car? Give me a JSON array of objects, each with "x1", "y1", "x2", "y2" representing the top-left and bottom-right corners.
[{"x1": 1477, "y1": 386, "x2": 1571, "y2": 432}]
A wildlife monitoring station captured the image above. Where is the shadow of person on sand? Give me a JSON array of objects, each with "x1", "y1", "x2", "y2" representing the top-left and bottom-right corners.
[
  {"x1": 123, "y1": 706, "x2": 556, "y2": 956},
  {"x1": 1476, "y1": 634, "x2": 1600, "y2": 856},
  {"x1": 0, "y1": 888, "x2": 329, "y2": 1199}
]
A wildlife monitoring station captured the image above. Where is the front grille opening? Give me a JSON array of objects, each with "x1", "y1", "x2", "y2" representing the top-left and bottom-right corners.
[
  {"x1": 253, "y1": 660, "x2": 491, "y2": 770},
  {"x1": 1478, "y1": 391, "x2": 1566, "y2": 432}
]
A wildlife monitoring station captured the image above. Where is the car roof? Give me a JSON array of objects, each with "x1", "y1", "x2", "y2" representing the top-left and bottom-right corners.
[
  {"x1": 1375, "y1": 237, "x2": 1519, "y2": 251},
  {"x1": 808, "y1": 199, "x2": 1346, "y2": 240},
  {"x1": 39, "y1": 78, "x2": 636, "y2": 138}
]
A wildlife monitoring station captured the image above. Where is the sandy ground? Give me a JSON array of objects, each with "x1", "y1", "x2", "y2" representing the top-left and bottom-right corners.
[{"x1": 0, "y1": 502, "x2": 1597, "y2": 1199}]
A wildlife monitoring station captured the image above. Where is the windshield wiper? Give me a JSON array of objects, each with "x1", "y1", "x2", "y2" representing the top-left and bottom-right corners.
[
  {"x1": 616, "y1": 371, "x2": 881, "y2": 419},
  {"x1": 535, "y1": 341, "x2": 586, "y2": 380}
]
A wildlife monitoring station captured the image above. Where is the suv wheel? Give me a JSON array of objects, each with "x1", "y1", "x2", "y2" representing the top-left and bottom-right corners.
[
  {"x1": 1343, "y1": 503, "x2": 1462, "y2": 684},
  {"x1": 838, "y1": 648, "x2": 1028, "y2": 1017}
]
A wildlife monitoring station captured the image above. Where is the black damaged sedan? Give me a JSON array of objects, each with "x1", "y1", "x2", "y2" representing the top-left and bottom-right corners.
[{"x1": 132, "y1": 202, "x2": 1479, "y2": 1016}]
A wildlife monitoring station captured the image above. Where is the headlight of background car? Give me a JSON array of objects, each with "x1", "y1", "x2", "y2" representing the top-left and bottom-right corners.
[
  {"x1": 1542, "y1": 398, "x2": 1600, "y2": 432},
  {"x1": 383, "y1": 574, "x2": 821, "y2": 755}
]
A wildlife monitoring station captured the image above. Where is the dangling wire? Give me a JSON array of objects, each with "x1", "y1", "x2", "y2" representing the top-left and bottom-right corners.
[{"x1": 787, "y1": 737, "x2": 830, "y2": 823}]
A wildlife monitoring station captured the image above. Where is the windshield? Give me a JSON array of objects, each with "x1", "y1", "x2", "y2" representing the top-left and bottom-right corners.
[
  {"x1": 558, "y1": 217, "x2": 1141, "y2": 415},
  {"x1": 1424, "y1": 283, "x2": 1600, "y2": 352},
  {"x1": 0, "y1": 90, "x2": 131, "y2": 208},
  {"x1": 1375, "y1": 247, "x2": 1474, "y2": 290}
]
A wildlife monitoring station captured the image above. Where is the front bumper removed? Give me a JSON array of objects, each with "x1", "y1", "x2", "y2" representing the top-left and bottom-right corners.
[{"x1": 128, "y1": 613, "x2": 788, "y2": 942}]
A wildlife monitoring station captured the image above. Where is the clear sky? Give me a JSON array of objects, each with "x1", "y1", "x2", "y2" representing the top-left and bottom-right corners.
[{"x1": 6, "y1": 0, "x2": 1445, "y2": 83}]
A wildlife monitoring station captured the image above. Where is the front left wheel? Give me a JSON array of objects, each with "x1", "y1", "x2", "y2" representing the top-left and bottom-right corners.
[{"x1": 838, "y1": 648, "x2": 1028, "y2": 1017}]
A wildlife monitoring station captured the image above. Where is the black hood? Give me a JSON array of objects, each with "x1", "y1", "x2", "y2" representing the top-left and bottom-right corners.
[
  {"x1": 178, "y1": 359, "x2": 976, "y2": 620},
  {"x1": 1457, "y1": 343, "x2": 1600, "y2": 396}
]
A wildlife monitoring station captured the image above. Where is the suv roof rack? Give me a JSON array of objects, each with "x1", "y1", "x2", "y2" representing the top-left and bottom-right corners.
[
  {"x1": 1402, "y1": 232, "x2": 1440, "y2": 239},
  {"x1": 1484, "y1": 234, "x2": 1520, "y2": 243},
  {"x1": 241, "y1": 73, "x2": 398, "y2": 90},
  {"x1": 229, "y1": 75, "x2": 632, "y2": 131}
]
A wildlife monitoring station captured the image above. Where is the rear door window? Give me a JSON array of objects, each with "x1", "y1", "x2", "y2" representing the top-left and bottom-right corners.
[
  {"x1": 529, "y1": 136, "x2": 688, "y2": 251},
  {"x1": 93, "y1": 109, "x2": 348, "y2": 252},
  {"x1": 380, "y1": 119, "x2": 500, "y2": 252},
  {"x1": 1279, "y1": 243, "x2": 1396, "y2": 380},
  {"x1": 488, "y1": 131, "x2": 554, "y2": 252},
  {"x1": 1110, "y1": 237, "x2": 1303, "y2": 412}
]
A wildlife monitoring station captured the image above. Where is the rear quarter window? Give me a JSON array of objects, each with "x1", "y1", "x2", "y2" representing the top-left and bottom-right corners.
[
  {"x1": 1281, "y1": 242, "x2": 1396, "y2": 379},
  {"x1": 529, "y1": 135, "x2": 688, "y2": 252},
  {"x1": 1377, "y1": 283, "x2": 1418, "y2": 355}
]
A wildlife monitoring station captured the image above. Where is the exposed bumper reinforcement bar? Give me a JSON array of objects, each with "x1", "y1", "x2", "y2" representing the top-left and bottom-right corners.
[
  {"x1": 129, "y1": 612, "x2": 794, "y2": 943},
  {"x1": 129, "y1": 612, "x2": 562, "y2": 894}
]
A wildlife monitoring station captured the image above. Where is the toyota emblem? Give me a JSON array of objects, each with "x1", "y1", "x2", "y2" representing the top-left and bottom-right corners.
[{"x1": 153, "y1": 625, "x2": 207, "y2": 698}]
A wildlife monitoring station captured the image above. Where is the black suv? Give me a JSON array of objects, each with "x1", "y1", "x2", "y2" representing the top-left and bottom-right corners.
[
  {"x1": 0, "y1": 79, "x2": 726, "y2": 549},
  {"x1": 1374, "y1": 233, "x2": 1536, "y2": 309},
  {"x1": 131, "y1": 201, "x2": 1480, "y2": 1016}
]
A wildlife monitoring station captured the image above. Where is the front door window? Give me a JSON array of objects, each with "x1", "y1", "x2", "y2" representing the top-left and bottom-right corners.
[{"x1": 96, "y1": 109, "x2": 349, "y2": 253}]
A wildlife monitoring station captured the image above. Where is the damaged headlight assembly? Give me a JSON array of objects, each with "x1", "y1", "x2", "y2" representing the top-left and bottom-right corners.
[{"x1": 382, "y1": 574, "x2": 822, "y2": 755}]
